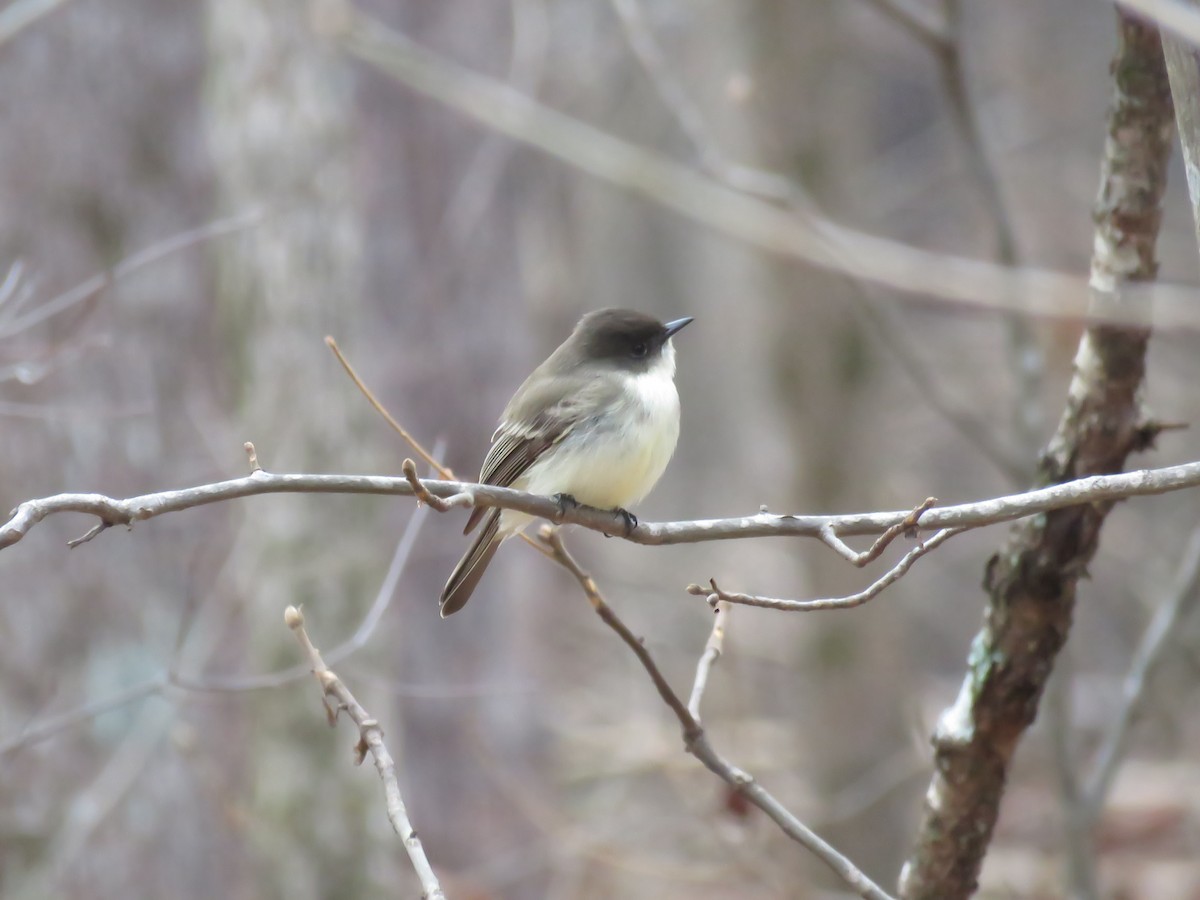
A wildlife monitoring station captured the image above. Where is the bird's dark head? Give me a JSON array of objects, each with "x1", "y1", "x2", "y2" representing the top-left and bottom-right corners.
[{"x1": 570, "y1": 308, "x2": 693, "y2": 371}]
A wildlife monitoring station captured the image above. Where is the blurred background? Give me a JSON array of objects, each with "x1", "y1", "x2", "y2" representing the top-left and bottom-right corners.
[{"x1": 3, "y1": 1, "x2": 1200, "y2": 897}]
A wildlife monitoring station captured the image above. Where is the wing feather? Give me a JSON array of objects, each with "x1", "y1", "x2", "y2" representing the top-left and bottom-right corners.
[{"x1": 462, "y1": 374, "x2": 620, "y2": 534}]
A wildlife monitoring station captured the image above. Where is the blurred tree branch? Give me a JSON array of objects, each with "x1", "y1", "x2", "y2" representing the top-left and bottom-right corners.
[
  {"x1": 0, "y1": 0, "x2": 69, "y2": 46},
  {"x1": 0, "y1": 209, "x2": 261, "y2": 340},
  {"x1": 608, "y1": 0, "x2": 1036, "y2": 483},
  {"x1": 328, "y1": 4, "x2": 1200, "y2": 330},
  {"x1": 898, "y1": 14, "x2": 1175, "y2": 898},
  {"x1": 1163, "y1": 0, "x2": 1200, "y2": 261}
]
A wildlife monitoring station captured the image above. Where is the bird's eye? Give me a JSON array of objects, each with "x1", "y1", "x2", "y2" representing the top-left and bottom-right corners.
[{"x1": 630, "y1": 342, "x2": 648, "y2": 359}]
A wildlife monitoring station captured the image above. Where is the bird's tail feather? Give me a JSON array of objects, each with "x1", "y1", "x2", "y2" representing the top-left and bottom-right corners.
[{"x1": 440, "y1": 509, "x2": 503, "y2": 616}]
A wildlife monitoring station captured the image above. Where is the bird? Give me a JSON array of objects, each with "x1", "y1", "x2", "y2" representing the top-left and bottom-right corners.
[{"x1": 440, "y1": 308, "x2": 692, "y2": 616}]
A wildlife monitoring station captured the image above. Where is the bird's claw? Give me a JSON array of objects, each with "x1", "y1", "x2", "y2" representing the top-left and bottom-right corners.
[
  {"x1": 552, "y1": 493, "x2": 579, "y2": 522},
  {"x1": 612, "y1": 507, "x2": 638, "y2": 537}
]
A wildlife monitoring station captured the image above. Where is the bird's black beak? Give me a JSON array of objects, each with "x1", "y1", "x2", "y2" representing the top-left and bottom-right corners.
[{"x1": 663, "y1": 316, "x2": 693, "y2": 339}]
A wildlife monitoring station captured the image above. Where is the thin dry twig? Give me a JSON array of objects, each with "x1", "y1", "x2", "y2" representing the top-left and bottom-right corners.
[
  {"x1": 818, "y1": 498, "x2": 937, "y2": 566},
  {"x1": 327, "y1": 339, "x2": 549, "y2": 555},
  {"x1": 285, "y1": 605, "x2": 445, "y2": 900},
  {"x1": 325, "y1": 336, "x2": 449, "y2": 476},
  {"x1": 539, "y1": 526, "x2": 894, "y2": 900},
  {"x1": 687, "y1": 601, "x2": 728, "y2": 722},
  {"x1": 689, "y1": 528, "x2": 962, "y2": 612},
  {"x1": 401, "y1": 458, "x2": 475, "y2": 511}
]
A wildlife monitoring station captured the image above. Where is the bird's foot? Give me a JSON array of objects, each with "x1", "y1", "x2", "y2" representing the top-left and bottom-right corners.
[
  {"x1": 552, "y1": 493, "x2": 579, "y2": 522},
  {"x1": 608, "y1": 506, "x2": 638, "y2": 538}
]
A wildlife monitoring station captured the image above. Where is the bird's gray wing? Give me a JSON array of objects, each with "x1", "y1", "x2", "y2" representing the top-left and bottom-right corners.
[{"x1": 462, "y1": 374, "x2": 618, "y2": 534}]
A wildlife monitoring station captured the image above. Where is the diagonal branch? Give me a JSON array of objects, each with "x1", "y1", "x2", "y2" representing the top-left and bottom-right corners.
[
  {"x1": 539, "y1": 527, "x2": 895, "y2": 900},
  {"x1": 330, "y1": 5, "x2": 1200, "y2": 330},
  {"x1": 285, "y1": 605, "x2": 445, "y2": 899},
  {"x1": 687, "y1": 601, "x2": 729, "y2": 722}
]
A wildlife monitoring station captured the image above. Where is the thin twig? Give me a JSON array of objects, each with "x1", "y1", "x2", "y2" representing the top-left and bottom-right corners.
[
  {"x1": 818, "y1": 498, "x2": 937, "y2": 566},
  {"x1": 690, "y1": 528, "x2": 962, "y2": 612},
  {"x1": 326, "y1": 338, "x2": 548, "y2": 553},
  {"x1": 539, "y1": 527, "x2": 895, "y2": 900},
  {"x1": 325, "y1": 336, "x2": 449, "y2": 476},
  {"x1": 687, "y1": 602, "x2": 728, "y2": 721},
  {"x1": 285, "y1": 605, "x2": 445, "y2": 899},
  {"x1": 0, "y1": 210, "x2": 262, "y2": 339},
  {"x1": 401, "y1": 458, "x2": 475, "y2": 511},
  {"x1": 1082, "y1": 523, "x2": 1200, "y2": 823}
]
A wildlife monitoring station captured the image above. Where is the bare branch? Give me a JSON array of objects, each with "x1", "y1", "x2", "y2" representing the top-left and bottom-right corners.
[
  {"x1": 690, "y1": 528, "x2": 962, "y2": 612},
  {"x1": 6, "y1": 459, "x2": 1200, "y2": 553},
  {"x1": 331, "y1": 7, "x2": 1200, "y2": 331},
  {"x1": 539, "y1": 527, "x2": 895, "y2": 900},
  {"x1": 899, "y1": 17, "x2": 1175, "y2": 898},
  {"x1": 285, "y1": 605, "x2": 445, "y2": 899}
]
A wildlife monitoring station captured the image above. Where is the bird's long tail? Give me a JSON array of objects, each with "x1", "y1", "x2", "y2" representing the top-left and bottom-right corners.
[{"x1": 440, "y1": 509, "x2": 503, "y2": 616}]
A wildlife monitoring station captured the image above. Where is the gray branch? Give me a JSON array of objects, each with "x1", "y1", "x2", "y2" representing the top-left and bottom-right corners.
[{"x1": 5, "y1": 459, "x2": 1200, "y2": 553}]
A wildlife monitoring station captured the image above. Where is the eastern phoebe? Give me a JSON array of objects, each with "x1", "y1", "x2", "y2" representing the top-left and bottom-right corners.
[{"x1": 440, "y1": 308, "x2": 692, "y2": 616}]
